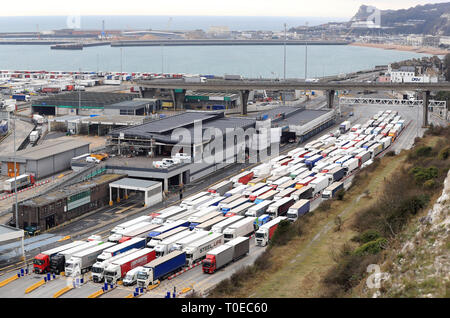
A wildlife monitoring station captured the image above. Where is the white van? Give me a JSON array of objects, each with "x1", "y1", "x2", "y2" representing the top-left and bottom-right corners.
[{"x1": 122, "y1": 266, "x2": 143, "y2": 286}]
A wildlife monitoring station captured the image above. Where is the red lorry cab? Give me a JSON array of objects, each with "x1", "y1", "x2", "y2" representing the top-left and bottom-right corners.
[
  {"x1": 118, "y1": 236, "x2": 132, "y2": 244},
  {"x1": 33, "y1": 254, "x2": 50, "y2": 274}
]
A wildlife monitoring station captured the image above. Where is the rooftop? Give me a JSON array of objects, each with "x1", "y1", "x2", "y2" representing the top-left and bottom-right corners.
[
  {"x1": 105, "y1": 100, "x2": 153, "y2": 110},
  {"x1": 32, "y1": 92, "x2": 139, "y2": 108},
  {"x1": 0, "y1": 137, "x2": 90, "y2": 161},
  {"x1": 21, "y1": 174, "x2": 125, "y2": 207},
  {"x1": 109, "y1": 177, "x2": 161, "y2": 190}
]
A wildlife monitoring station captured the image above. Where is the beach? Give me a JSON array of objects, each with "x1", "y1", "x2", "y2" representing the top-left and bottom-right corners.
[{"x1": 350, "y1": 42, "x2": 449, "y2": 56}]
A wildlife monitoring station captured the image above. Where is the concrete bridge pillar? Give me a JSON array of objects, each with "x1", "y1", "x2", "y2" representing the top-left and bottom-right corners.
[
  {"x1": 422, "y1": 90, "x2": 430, "y2": 127},
  {"x1": 239, "y1": 90, "x2": 250, "y2": 115},
  {"x1": 139, "y1": 87, "x2": 157, "y2": 99},
  {"x1": 326, "y1": 89, "x2": 335, "y2": 109},
  {"x1": 171, "y1": 89, "x2": 186, "y2": 110}
]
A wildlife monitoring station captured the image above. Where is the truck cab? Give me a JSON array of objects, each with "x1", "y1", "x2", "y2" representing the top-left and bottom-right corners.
[
  {"x1": 136, "y1": 267, "x2": 153, "y2": 288},
  {"x1": 33, "y1": 254, "x2": 49, "y2": 274}
]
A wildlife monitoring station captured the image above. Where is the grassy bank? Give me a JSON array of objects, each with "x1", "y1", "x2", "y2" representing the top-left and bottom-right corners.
[{"x1": 205, "y1": 125, "x2": 450, "y2": 298}]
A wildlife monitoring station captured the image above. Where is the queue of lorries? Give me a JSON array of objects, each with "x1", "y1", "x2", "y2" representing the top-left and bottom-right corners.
[{"x1": 31, "y1": 110, "x2": 403, "y2": 291}]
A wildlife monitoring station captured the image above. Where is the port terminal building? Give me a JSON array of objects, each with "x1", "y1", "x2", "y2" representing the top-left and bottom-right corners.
[
  {"x1": 71, "y1": 107, "x2": 336, "y2": 192},
  {"x1": 0, "y1": 138, "x2": 90, "y2": 179}
]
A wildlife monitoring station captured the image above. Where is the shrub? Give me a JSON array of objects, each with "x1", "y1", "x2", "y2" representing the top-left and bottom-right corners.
[
  {"x1": 438, "y1": 146, "x2": 450, "y2": 160},
  {"x1": 269, "y1": 220, "x2": 295, "y2": 247},
  {"x1": 336, "y1": 189, "x2": 345, "y2": 201},
  {"x1": 423, "y1": 179, "x2": 436, "y2": 189},
  {"x1": 317, "y1": 200, "x2": 332, "y2": 212},
  {"x1": 410, "y1": 166, "x2": 438, "y2": 184},
  {"x1": 385, "y1": 151, "x2": 396, "y2": 157},
  {"x1": 415, "y1": 146, "x2": 432, "y2": 157},
  {"x1": 353, "y1": 237, "x2": 387, "y2": 256},
  {"x1": 354, "y1": 229, "x2": 382, "y2": 244}
]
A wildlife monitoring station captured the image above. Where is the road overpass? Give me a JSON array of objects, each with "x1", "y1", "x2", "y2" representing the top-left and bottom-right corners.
[{"x1": 135, "y1": 79, "x2": 450, "y2": 126}]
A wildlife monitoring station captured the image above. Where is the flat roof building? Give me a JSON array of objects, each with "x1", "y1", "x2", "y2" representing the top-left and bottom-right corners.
[
  {"x1": 16, "y1": 173, "x2": 125, "y2": 231},
  {"x1": 0, "y1": 137, "x2": 90, "y2": 179}
]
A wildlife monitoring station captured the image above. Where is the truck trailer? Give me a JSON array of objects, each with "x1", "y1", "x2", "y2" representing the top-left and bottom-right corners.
[
  {"x1": 184, "y1": 232, "x2": 224, "y2": 266},
  {"x1": 64, "y1": 242, "x2": 116, "y2": 276},
  {"x1": 92, "y1": 248, "x2": 139, "y2": 283},
  {"x1": 33, "y1": 241, "x2": 86, "y2": 274},
  {"x1": 104, "y1": 248, "x2": 156, "y2": 285},
  {"x1": 202, "y1": 236, "x2": 250, "y2": 274},
  {"x1": 266, "y1": 197, "x2": 295, "y2": 218},
  {"x1": 222, "y1": 217, "x2": 255, "y2": 242},
  {"x1": 136, "y1": 250, "x2": 186, "y2": 287},
  {"x1": 49, "y1": 240, "x2": 103, "y2": 274},
  {"x1": 255, "y1": 217, "x2": 288, "y2": 246},
  {"x1": 286, "y1": 199, "x2": 310, "y2": 222}
]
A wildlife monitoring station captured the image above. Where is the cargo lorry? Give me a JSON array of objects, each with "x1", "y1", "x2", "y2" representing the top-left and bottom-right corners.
[
  {"x1": 104, "y1": 248, "x2": 156, "y2": 284},
  {"x1": 207, "y1": 180, "x2": 233, "y2": 196},
  {"x1": 33, "y1": 241, "x2": 86, "y2": 274},
  {"x1": 154, "y1": 230, "x2": 195, "y2": 257},
  {"x1": 188, "y1": 211, "x2": 223, "y2": 230},
  {"x1": 322, "y1": 182, "x2": 344, "y2": 199},
  {"x1": 92, "y1": 248, "x2": 139, "y2": 283},
  {"x1": 211, "y1": 215, "x2": 244, "y2": 233},
  {"x1": 111, "y1": 215, "x2": 151, "y2": 234},
  {"x1": 254, "y1": 214, "x2": 271, "y2": 229},
  {"x1": 170, "y1": 230, "x2": 211, "y2": 252},
  {"x1": 286, "y1": 199, "x2": 310, "y2": 222},
  {"x1": 97, "y1": 237, "x2": 146, "y2": 263},
  {"x1": 151, "y1": 206, "x2": 188, "y2": 224},
  {"x1": 147, "y1": 219, "x2": 190, "y2": 238},
  {"x1": 245, "y1": 200, "x2": 273, "y2": 218},
  {"x1": 194, "y1": 216, "x2": 226, "y2": 232},
  {"x1": 49, "y1": 240, "x2": 103, "y2": 274},
  {"x1": 222, "y1": 217, "x2": 255, "y2": 242},
  {"x1": 184, "y1": 232, "x2": 224, "y2": 265},
  {"x1": 326, "y1": 166, "x2": 346, "y2": 182},
  {"x1": 255, "y1": 217, "x2": 288, "y2": 246},
  {"x1": 64, "y1": 242, "x2": 116, "y2": 276},
  {"x1": 202, "y1": 236, "x2": 250, "y2": 274},
  {"x1": 343, "y1": 158, "x2": 359, "y2": 174},
  {"x1": 310, "y1": 175, "x2": 331, "y2": 195},
  {"x1": 117, "y1": 223, "x2": 162, "y2": 243},
  {"x1": 108, "y1": 221, "x2": 154, "y2": 243},
  {"x1": 230, "y1": 171, "x2": 254, "y2": 186},
  {"x1": 147, "y1": 227, "x2": 189, "y2": 249},
  {"x1": 266, "y1": 197, "x2": 295, "y2": 218},
  {"x1": 136, "y1": 251, "x2": 186, "y2": 287}
]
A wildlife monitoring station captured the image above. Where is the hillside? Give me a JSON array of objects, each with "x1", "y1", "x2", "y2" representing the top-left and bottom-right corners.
[
  {"x1": 203, "y1": 125, "x2": 450, "y2": 298},
  {"x1": 350, "y1": 2, "x2": 450, "y2": 35}
]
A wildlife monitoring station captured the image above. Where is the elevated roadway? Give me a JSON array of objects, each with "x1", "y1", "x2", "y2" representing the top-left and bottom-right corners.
[{"x1": 135, "y1": 79, "x2": 450, "y2": 126}]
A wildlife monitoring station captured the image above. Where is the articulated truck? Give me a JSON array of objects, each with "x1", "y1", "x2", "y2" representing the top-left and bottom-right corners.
[
  {"x1": 147, "y1": 227, "x2": 189, "y2": 249},
  {"x1": 255, "y1": 217, "x2": 287, "y2": 246},
  {"x1": 97, "y1": 238, "x2": 146, "y2": 263},
  {"x1": 108, "y1": 222, "x2": 153, "y2": 243},
  {"x1": 222, "y1": 217, "x2": 255, "y2": 242},
  {"x1": 33, "y1": 241, "x2": 86, "y2": 274},
  {"x1": 154, "y1": 230, "x2": 195, "y2": 257},
  {"x1": 104, "y1": 248, "x2": 156, "y2": 285},
  {"x1": 286, "y1": 199, "x2": 310, "y2": 222},
  {"x1": 202, "y1": 236, "x2": 250, "y2": 274},
  {"x1": 136, "y1": 250, "x2": 186, "y2": 287},
  {"x1": 64, "y1": 242, "x2": 116, "y2": 276},
  {"x1": 49, "y1": 240, "x2": 103, "y2": 274},
  {"x1": 266, "y1": 197, "x2": 295, "y2": 218},
  {"x1": 91, "y1": 248, "x2": 139, "y2": 283},
  {"x1": 184, "y1": 232, "x2": 224, "y2": 266}
]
